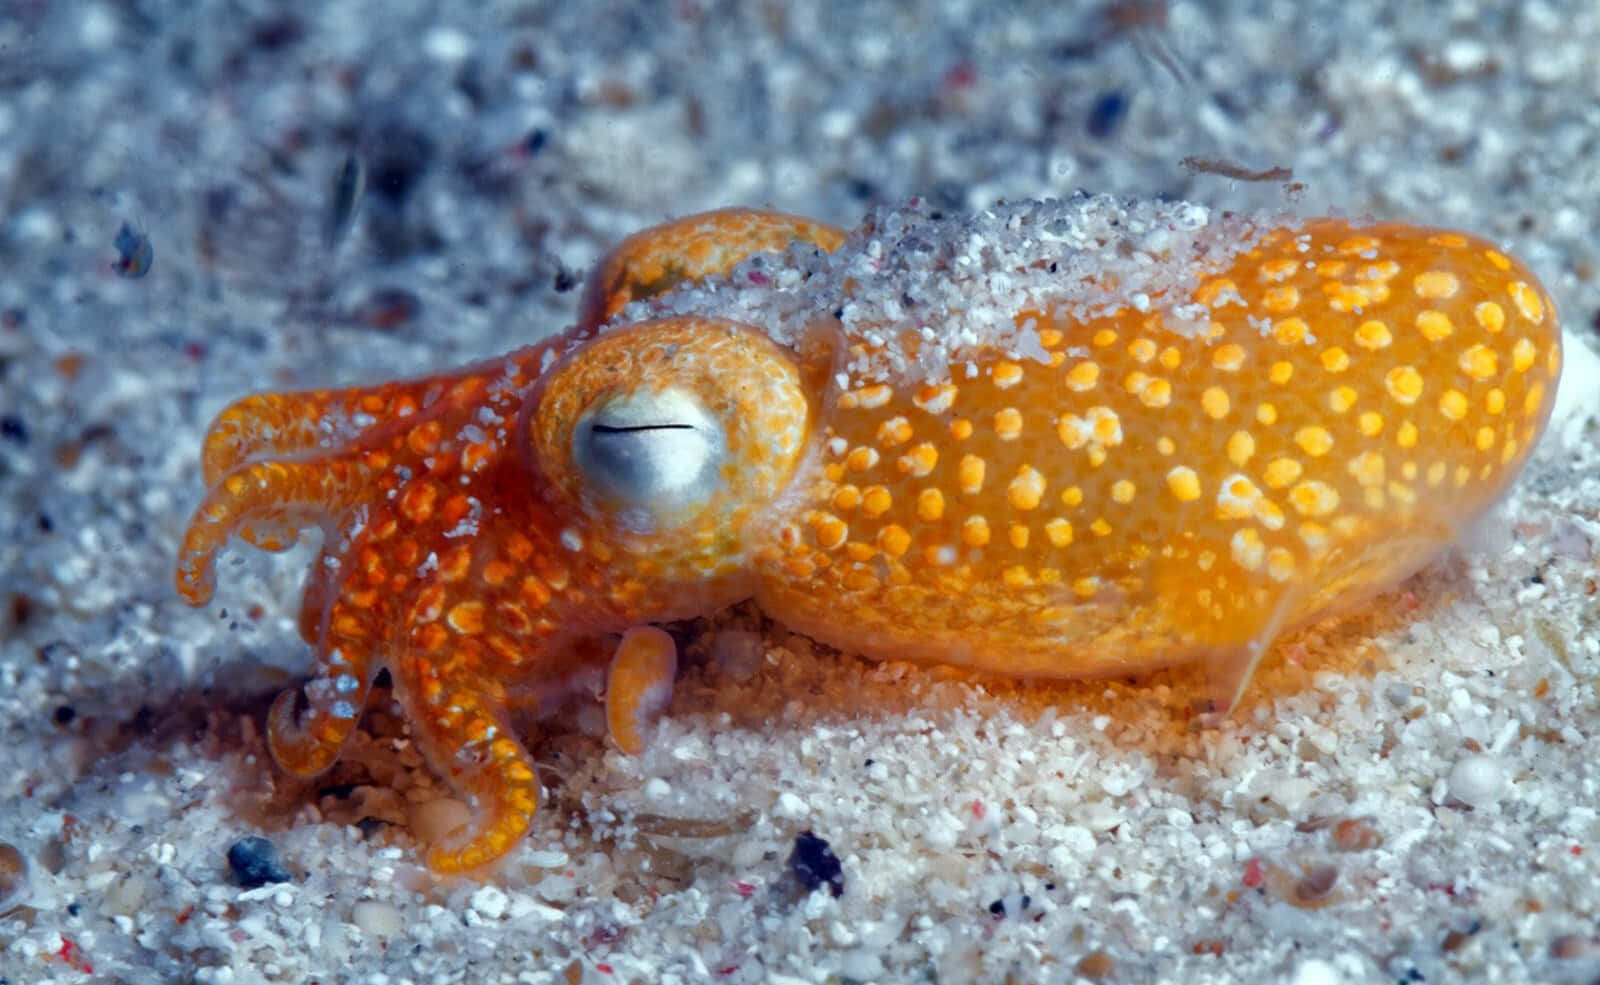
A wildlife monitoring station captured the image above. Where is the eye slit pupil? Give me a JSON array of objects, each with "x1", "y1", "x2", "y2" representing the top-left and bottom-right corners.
[
  {"x1": 570, "y1": 388, "x2": 724, "y2": 516},
  {"x1": 590, "y1": 423, "x2": 698, "y2": 433}
]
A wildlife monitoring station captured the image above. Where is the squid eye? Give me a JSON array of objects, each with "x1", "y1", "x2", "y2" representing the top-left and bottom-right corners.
[{"x1": 572, "y1": 388, "x2": 724, "y2": 511}]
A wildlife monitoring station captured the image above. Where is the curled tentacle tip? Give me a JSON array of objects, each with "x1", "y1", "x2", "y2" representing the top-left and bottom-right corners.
[
  {"x1": 265, "y1": 688, "x2": 348, "y2": 778},
  {"x1": 173, "y1": 553, "x2": 218, "y2": 606}
]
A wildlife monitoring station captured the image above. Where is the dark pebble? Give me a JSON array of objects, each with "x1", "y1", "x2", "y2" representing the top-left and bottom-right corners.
[
  {"x1": 249, "y1": 14, "x2": 303, "y2": 51},
  {"x1": 788, "y1": 830, "x2": 844, "y2": 898},
  {"x1": 988, "y1": 893, "x2": 1031, "y2": 918},
  {"x1": 0, "y1": 416, "x2": 27, "y2": 444},
  {"x1": 352, "y1": 287, "x2": 420, "y2": 330},
  {"x1": 227, "y1": 836, "x2": 292, "y2": 888},
  {"x1": 0, "y1": 841, "x2": 28, "y2": 906},
  {"x1": 366, "y1": 125, "x2": 434, "y2": 205},
  {"x1": 1086, "y1": 89, "x2": 1128, "y2": 138}
]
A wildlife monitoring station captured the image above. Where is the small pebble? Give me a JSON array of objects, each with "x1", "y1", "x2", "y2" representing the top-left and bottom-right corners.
[
  {"x1": 227, "y1": 836, "x2": 291, "y2": 888},
  {"x1": 423, "y1": 26, "x2": 472, "y2": 62},
  {"x1": 411, "y1": 797, "x2": 472, "y2": 844},
  {"x1": 1075, "y1": 950, "x2": 1115, "y2": 980},
  {"x1": 351, "y1": 287, "x2": 421, "y2": 331},
  {"x1": 471, "y1": 885, "x2": 510, "y2": 920},
  {"x1": 987, "y1": 892, "x2": 1031, "y2": 918},
  {"x1": 102, "y1": 872, "x2": 151, "y2": 916},
  {"x1": 1294, "y1": 864, "x2": 1339, "y2": 905},
  {"x1": 1331, "y1": 817, "x2": 1380, "y2": 852},
  {"x1": 321, "y1": 154, "x2": 366, "y2": 252},
  {"x1": 1441, "y1": 927, "x2": 1473, "y2": 952},
  {"x1": 523, "y1": 849, "x2": 569, "y2": 868},
  {"x1": 351, "y1": 900, "x2": 405, "y2": 938},
  {"x1": 774, "y1": 791, "x2": 809, "y2": 819},
  {"x1": 788, "y1": 830, "x2": 845, "y2": 899},
  {"x1": 1085, "y1": 90, "x2": 1128, "y2": 138},
  {"x1": 366, "y1": 125, "x2": 433, "y2": 205},
  {"x1": 112, "y1": 220, "x2": 153, "y2": 278},
  {"x1": 1448, "y1": 754, "x2": 1508, "y2": 808},
  {"x1": 248, "y1": 14, "x2": 302, "y2": 51},
  {"x1": 1287, "y1": 957, "x2": 1343, "y2": 985},
  {"x1": 1550, "y1": 934, "x2": 1600, "y2": 959},
  {"x1": 0, "y1": 841, "x2": 29, "y2": 907},
  {"x1": 837, "y1": 949, "x2": 885, "y2": 980}
]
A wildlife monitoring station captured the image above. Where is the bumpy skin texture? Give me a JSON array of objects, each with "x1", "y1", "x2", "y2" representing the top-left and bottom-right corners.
[
  {"x1": 757, "y1": 222, "x2": 1562, "y2": 704},
  {"x1": 177, "y1": 205, "x2": 1561, "y2": 871}
]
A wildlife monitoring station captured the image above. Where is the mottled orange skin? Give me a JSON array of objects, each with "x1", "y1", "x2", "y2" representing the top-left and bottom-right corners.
[
  {"x1": 176, "y1": 205, "x2": 1561, "y2": 872},
  {"x1": 759, "y1": 224, "x2": 1562, "y2": 701}
]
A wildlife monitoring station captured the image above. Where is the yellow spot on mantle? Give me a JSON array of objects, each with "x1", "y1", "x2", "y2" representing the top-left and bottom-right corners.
[
  {"x1": 1385, "y1": 366, "x2": 1424, "y2": 405},
  {"x1": 1167, "y1": 466, "x2": 1201, "y2": 503}
]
